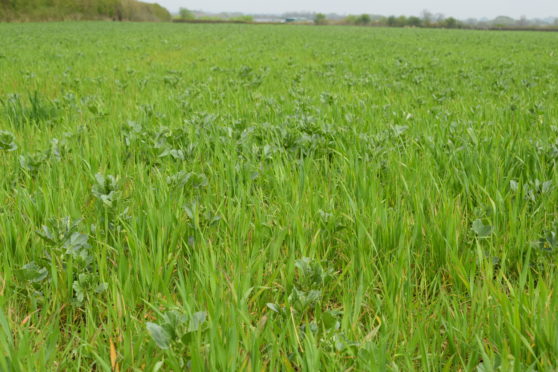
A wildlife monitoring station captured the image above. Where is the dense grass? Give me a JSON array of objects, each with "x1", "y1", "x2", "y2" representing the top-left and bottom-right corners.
[{"x1": 1, "y1": 22, "x2": 558, "y2": 371}]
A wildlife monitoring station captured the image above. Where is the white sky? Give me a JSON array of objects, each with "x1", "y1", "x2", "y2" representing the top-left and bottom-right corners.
[{"x1": 157, "y1": 0, "x2": 558, "y2": 19}]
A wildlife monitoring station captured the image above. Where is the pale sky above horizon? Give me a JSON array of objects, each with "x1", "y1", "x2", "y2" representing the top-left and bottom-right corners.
[{"x1": 156, "y1": 0, "x2": 558, "y2": 19}]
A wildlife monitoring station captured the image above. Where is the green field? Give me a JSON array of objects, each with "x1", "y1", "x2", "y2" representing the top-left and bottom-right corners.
[{"x1": 1, "y1": 22, "x2": 558, "y2": 371}]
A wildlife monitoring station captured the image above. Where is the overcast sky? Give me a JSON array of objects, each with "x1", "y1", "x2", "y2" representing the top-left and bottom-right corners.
[{"x1": 158, "y1": 0, "x2": 558, "y2": 19}]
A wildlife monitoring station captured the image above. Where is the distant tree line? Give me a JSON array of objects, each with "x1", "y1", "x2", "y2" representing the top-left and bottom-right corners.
[
  {"x1": 314, "y1": 12, "x2": 468, "y2": 29},
  {"x1": 0, "y1": 0, "x2": 171, "y2": 21},
  {"x1": 361, "y1": 14, "x2": 457, "y2": 28},
  {"x1": 171, "y1": 8, "x2": 558, "y2": 30},
  {"x1": 313, "y1": 11, "x2": 558, "y2": 30},
  {"x1": 176, "y1": 8, "x2": 253, "y2": 23}
]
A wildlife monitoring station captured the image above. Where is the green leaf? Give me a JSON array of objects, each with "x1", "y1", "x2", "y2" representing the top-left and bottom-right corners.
[
  {"x1": 333, "y1": 333, "x2": 345, "y2": 351},
  {"x1": 289, "y1": 287, "x2": 322, "y2": 311},
  {"x1": 94, "y1": 173, "x2": 105, "y2": 187},
  {"x1": 64, "y1": 232, "x2": 92, "y2": 264},
  {"x1": 19, "y1": 152, "x2": 47, "y2": 173},
  {"x1": 0, "y1": 130, "x2": 17, "y2": 151},
  {"x1": 73, "y1": 278, "x2": 86, "y2": 303},
  {"x1": 542, "y1": 180, "x2": 553, "y2": 194},
  {"x1": 36, "y1": 225, "x2": 56, "y2": 245},
  {"x1": 95, "y1": 282, "x2": 108, "y2": 294},
  {"x1": 188, "y1": 311, "x2": 207, "y2": 332},
  {"x1": 92, "y1": 173, "x2": 120, "y2": 207},
  {"x1": 266, "y1": 303, "x2": 280, "y2": 313},
  {"x1": 19, "y1": 262, "x2": 48, "y2": 283},
  {"x1": 392, "y1": 125, "x2": 408, "y2": 136},
  {"x1": 321, "y1": 310, "x2": 341, "y2": 331},
  {"x1": 161, "y1": 310, "x2": 186, "y2": 340},
  {"x1": 146, "y1": 322, "x2": 171, "y2": 349},
  {"x1": 153, "y1": 361, "x2": 165, "y2": 372},
  {"x1": 294, "y1": 257, "x2": 334, "y2": 290},
  {"x1": 472, "y1": 219, "x2": 493, "y2": 238}
]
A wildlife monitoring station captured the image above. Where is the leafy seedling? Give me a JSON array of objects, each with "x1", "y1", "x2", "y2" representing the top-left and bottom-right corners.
[
  {"x1": 0, "y1": 131, "x2": 17, "y2": 151},
  {"x1": 287, "y1": 258, "x2": 336, "y2": 312},
  {"x1": 18, "y1": 262, "x2": 48, "y2": 283},
  {"x1": 19, "y1": 152, "x2": 48, "y2": 175},
  {"x1": 167, "y1": 171, "x2": 208, "y2": 189},
  {"x1": 72, "y1": 273, "x2": 108, "y2": 304},
  {"x1": 49, "y1": 137, "x2": 70, "y2": 161},
  {"x1": 147, "y1": 310, "x2": 208, "y2": 350},
  {"x1": 294, "y1": 257, "x2": 335, "y2": 290},
  {"x1": 35, "y1": 217, "x2": 106, "y2": 305},
  {"x1": 472, "y1": 219, "x2": 493, "y2": 238},
  {"x1": 92, "y1": 173, "x2": 121, "y2": 208}
]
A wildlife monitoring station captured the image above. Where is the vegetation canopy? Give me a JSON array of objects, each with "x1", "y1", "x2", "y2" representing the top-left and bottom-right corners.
[
  {"x1": 0, "y1": 0, "x2": 171, "y2": 21},
  {"x1": 0, "y1": 22, "x2": 558, "y2": 371}
]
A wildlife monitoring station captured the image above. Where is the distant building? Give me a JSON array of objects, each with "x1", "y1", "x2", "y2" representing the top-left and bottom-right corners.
[
  {"x1": 254, "y1": 18, "x2": 283, "y2": 23},
  {"x1": 284, "y1": 17, "x2": 309, "y2": 23}
]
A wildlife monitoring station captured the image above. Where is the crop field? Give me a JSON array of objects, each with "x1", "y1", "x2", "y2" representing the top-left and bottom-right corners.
[{"x1": 1, "y1": 22, "x2": 558, "y2": 371}]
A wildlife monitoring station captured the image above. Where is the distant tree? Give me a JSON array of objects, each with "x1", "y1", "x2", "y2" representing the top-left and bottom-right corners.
[
  {"x1": 314, "y1": 13, "x2": 326, "y2": 25},
  {"x1": 396, "y1": 16, "x2": 408, "y2": 27},
  {"x1": 344, "y1": 15, "x2": 358, "y2": 25},
  {"x1": 407, "y1": 16, "x2": 422, "y2": 27},
  {"x1": 443, "y1": 17, "x2": 458, "y2": 28},
  {"x1": 492, "y1": 15, "x2": 515, "y2": 27},
  {"x1": 355, "y1": 13, "x2": 371, "y2": 25},
  {"x1": 179, "y1": 7, "x2": 194, "y2": 20},
  {"x1": 433, "y1": 13, "x2": 445, "y2": 24},
  {"x1": 386, "y1": 16, "x2": 397, "y2": 27},
  {"x1": 372, "y1": 15, "x2": 387, "y2": 26},
  {"x1": 421, "y1": 9, "x2": 433, "y2": 26}
]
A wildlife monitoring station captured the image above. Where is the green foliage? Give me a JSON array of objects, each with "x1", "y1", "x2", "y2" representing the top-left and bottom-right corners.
[
  {"x1": 18, "y1": 262, "x2": 48, "y2": 283},
  {"x1": 407, "y1": 16, "x2": 422, "y2": 27},
  {"x1": 314, "y1": 13, "x2": 327, "y2": 25},
  {"x1": 1, "y1": 92, "x2": 58, "y2": 128},
  {"x1": 229, "y1": 15, "x2": 253, "y2": 23},
  {"x1": 386, "y1": 15, "x2": 398, "y2": 27},
  {"x1": 443, "y1": 17, "x2": 459, "y2": 28},
  {"x1": 1, "y1": 22, "x2": 558, "y2": 371},
  {"x1": 472, "y1": 219, "x2": 493, "y2": 238},
  {"x1": 178, "y1": 7, "x2": 194, "y2": 21},
  {"x1": 340, "y1": 13, "x2": 462, "y2": 29},
  {"x1": 343, "y1": 15, "x2": 358, "y2": 25},
  {"x1": 119, "y1": 0, "x2": 171, "y2": 22},
  {"x1": 355, "y1": 13, "x2": 371, "y2": 25},
  {"x1": 19, "y1": 151, "x2": 48, "y2": 175},
  {"x1": 92, "y1": 173, "x2": 120, "y2": 208},
  {"x1": 0, "y1": 130, "x2": 17, "y2": 151},
  {"x1": 0, "y1": 0, "x2": 170, "y2": 21},
  {"x1": 287, "y1": 258, "x2": 334, "y2": 312},
  {"x1": 147, "y1": 310, "x2": 207, "y2": 349}
]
